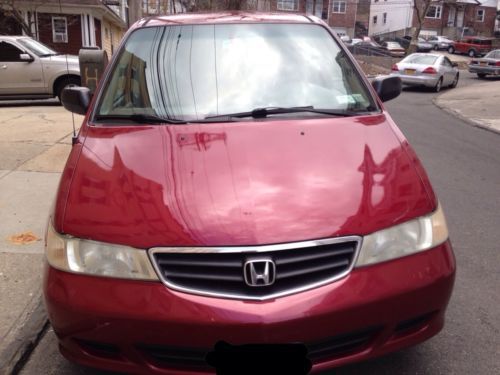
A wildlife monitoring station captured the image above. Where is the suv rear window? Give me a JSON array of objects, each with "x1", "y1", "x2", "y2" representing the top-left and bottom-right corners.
[{"x1": 96, "y1": 23, "x2": 376, "y2": 122}]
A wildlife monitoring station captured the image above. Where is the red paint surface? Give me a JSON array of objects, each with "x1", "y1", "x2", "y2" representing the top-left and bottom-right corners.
[
  {"x1": 45, "y1": 242, "x2": 455, "y2": 374},
  {"x1": 58, "y1": 113, "x2": 434, "y2": 248}
]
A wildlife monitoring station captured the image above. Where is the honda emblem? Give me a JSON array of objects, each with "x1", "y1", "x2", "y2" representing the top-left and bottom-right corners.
[{"x1": 244, "y1": 259, "x2": 276, "y2": 287}]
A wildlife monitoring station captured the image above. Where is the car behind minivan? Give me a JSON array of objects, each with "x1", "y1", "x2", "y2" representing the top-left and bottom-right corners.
[{"x1": 45, "y1": 12, "x2": 455, "y2": 374}]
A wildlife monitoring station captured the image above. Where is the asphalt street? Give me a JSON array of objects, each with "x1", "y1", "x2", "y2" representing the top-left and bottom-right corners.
[{"x1": 18, "y1": 72, "x2": 500, "y2": 375}]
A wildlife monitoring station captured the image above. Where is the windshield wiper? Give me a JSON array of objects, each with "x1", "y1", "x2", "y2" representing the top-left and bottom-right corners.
[
  {"x1": 204, "y1": 106, "x2": 369, "y2": 121},
  {"x1": 95, "y1": 114, "x2": 187, "y2": 124}
]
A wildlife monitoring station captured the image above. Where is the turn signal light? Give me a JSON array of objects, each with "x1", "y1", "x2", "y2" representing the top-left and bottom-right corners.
[
  {"x1": 391, "y1": 64, "x2": 399, "y2": 71},
  {"x1": 422, "y1": 67, "x2": 437, "y2": 74}
]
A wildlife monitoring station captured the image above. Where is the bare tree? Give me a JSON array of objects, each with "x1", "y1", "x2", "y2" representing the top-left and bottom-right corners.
[
  {"x1": 0, "y1": 0, "x2": 38, "y2": 36},
  {"x1": 408, "y1": 0, "x2": 433, "y2": 53}
]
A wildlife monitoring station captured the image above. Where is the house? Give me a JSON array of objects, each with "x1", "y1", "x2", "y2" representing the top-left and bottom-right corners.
[
  {"x1": 368, "y1": 0, "x2": 414, "y2": 38},
  {"x1": 416, "y1": 0, "x2": 498, "y2": 39},
  {"x1": 0, "y1": 0, "x2": 127, "y2": 57}
]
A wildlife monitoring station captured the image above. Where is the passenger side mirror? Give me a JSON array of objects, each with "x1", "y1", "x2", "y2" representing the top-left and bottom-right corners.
[
  {"x1": 371, "y1": 75, "x2": 402, "y2": 102},
  {"x1": 61, "y1": 86, "x2": 91, "y2": 115},
  {"x1": 19, "y1": 53, "x2": 34, "y2": 62}
]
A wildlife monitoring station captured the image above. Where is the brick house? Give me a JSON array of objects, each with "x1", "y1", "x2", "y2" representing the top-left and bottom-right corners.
[
  {"x1": 415, "y1": 0, "x2": 498, "y2": 38},
  {"x1": 0, "y1": 0, "x2": 127, "y2": 57},
  {"x1": 256, "y1": 0, "x2": 358, "y2": 36}
]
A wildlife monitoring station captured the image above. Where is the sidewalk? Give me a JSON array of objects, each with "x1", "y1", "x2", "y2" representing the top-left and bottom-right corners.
[
  {"x1": 435, "y1": 78, "x2": 500, "y2": 134},
  {"x1": 0, "y1": 102, "x2": 82, "y2": 374}
]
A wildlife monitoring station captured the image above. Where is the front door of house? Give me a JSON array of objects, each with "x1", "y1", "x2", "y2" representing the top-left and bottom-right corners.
[
  {"x1": 306, "y1": 0, "x2": 324, "y2": 18},
  {"x1": 457, "y1": 9, "x2": 465, "y2": 28}
]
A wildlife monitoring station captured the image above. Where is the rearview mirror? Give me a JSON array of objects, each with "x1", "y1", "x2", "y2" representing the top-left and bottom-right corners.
[
  {"x1": 61, "y1": 86, "x2": 91, "y2": 115},
  {"x1": 19, "y1": 53, "x2": 34, "y2": 62},
  {"x1": 371, "y1": 75, "x2": 402, "y2": 102}
]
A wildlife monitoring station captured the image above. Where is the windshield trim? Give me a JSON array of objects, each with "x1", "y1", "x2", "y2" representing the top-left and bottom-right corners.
[{"x1": 90, "y1": 22, "x2": 381, "y2": 126}]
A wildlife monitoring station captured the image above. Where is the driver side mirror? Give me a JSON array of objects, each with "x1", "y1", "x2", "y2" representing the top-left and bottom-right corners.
[
  {"x1": 371, "y1": 75, "x2": 402, "y2": 102},
  {"x1": 20, "y1": 53, "x2": 34, "y2": 62},
  {"x1": 61, "y1": 86, "x2": 91, "y2": 115}
]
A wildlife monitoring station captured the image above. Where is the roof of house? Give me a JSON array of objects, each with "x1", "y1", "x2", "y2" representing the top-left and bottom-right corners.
[{"x1": 9, "y1": 0, "x2": 126, "y2": 28}]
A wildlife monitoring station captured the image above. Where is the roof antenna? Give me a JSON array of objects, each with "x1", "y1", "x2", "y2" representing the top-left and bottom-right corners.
[{"x1": 58, "y1": 0, "x2": 77, "y2": 145}]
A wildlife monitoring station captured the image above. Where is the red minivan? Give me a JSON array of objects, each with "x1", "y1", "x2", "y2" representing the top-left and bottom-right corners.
[{"x1": 45, "y1": 13, "x2": 455, "y2": 374}]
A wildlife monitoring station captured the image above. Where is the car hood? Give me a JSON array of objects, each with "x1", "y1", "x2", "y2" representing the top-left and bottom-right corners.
[
  {"x1": 59, "y1": 114, "x2": 435, "y2": 248},
  {"x1": 41, "y1": 54, "x2": 79, "y2": 66}
]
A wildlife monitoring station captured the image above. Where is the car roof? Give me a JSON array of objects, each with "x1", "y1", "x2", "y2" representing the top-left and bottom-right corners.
[
  {"x1": 0, "y1": 35, "x2": 30, "y2": 41},
  {"x1": 462, "y1": 36, "x2": 494, "y2": 40},
  {"x1": 406, "y1": 53, "x2": 442, "y2": 59},
  {"x1": 133, "y1": 12, "x2": 319, "y2": 29}
]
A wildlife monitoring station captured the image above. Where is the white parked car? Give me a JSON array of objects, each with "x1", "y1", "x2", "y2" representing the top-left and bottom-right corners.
[
  {"x1": 0, "y1": 36, "x2": 80, "y2": 100},
  {"x1": 390, "y1": 53, "x2": 459, "y2": 92}
]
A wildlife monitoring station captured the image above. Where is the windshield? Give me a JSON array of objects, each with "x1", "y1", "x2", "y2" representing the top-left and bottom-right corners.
[
  {"x1": 403, "y1": 55, "x2": 438, "y2": 65},
  {"x1": 96, "y1": 24, "x2": 376, "y2": 122},
  {"x1": 17, "y1": 38, "x2": 58, "y2": 56}
]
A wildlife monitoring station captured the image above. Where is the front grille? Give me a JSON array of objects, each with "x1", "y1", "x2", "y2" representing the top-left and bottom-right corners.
[
  {"x1": 307, "y1": 327, "x2": 380, "y2": 361},
  {"x1": 150, "y1": 237, "x2": 360, "y2": 300},
  {"x1": 137, "y1": 344, "x2": 210, "y2": 369},
  {"x1": 137, "y1": 327, "x2": 379, "y2": 369}
]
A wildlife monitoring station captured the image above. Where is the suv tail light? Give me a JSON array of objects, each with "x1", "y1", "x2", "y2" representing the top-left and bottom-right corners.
[
  {"x1": 422, "y1": 67, "x2": 437, "y2": 74},
  {"x1": 496, "y1": 61, "x2": 500, "y2": 66},
  {"x1": 391, "y1": 64, "x2": 399, "y2": 71}
]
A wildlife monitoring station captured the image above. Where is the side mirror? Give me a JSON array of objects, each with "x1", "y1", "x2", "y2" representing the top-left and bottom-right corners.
[
  {"x1": 61, "y1": 86, "x2": 91, "y2": 115},
  {"x1": 371, "y1": 75, "x2": 402, "y2": 102},
  {"x1": 452, "y1": 62, "x2": 458, "y2": 67},
  {"x1": 20, "y1": 53, "x2": 34, "y2": 62}
]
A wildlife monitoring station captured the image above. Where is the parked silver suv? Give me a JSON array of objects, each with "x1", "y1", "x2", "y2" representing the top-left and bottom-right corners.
[{"x1": 0, "y1": 36, "x2": 80, "y2": 100}]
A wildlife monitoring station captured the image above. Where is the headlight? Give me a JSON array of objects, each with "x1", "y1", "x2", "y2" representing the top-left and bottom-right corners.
[
  {"x1": 355, "y1": 204, "x2": 448, "y2": 267},
  {"x1": 46, "y1": 222, "x2": 159, "y2": 280}
]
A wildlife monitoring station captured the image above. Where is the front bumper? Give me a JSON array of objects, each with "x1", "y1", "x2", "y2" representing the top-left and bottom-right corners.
[
  {"x1": 44, "y1": 241, "x2": 455, "y2": 374},
  {"x1": 468, "y1": 65, "x2": 500, "y2": 75}
]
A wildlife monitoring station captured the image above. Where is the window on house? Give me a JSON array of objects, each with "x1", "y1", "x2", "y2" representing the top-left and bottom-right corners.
[
  {"x1": 476, "y1": 9, "x2": 485, "y2": 22},
  {"x1": 332, "y1": 1, "x2": 346, "y2": 14},
  {"x1": 426, "y1": 5, "x2": 442, "y2": 19},
  {"x1": 373, "y1": 15, "x2": 378, "y2": 24},
  {"x1": 277, "y1": 0, "x2": 299, "y2": 11},
  {"x1": 52, "y1": 16, "x2": 68, "y2": 43},
  {"x1": 383, "y1": 13, "x2": 387, "y2": 24}
]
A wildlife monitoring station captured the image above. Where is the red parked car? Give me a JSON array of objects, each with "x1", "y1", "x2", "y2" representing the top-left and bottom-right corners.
[
  {"x1": 447, "y1": 36, "x2": 494, "y2": 57},
  {"x1": 45, "y1": 13, "x2": 455, "y2": 374}
]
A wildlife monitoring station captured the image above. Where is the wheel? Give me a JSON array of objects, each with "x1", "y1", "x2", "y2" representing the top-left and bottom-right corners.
[
  {"x1": 448, "y1": 46, "x2": 455, "y2": 54},
  {"x1": 468, "y1": 49, "x2": 476, "y2": 58},
  {"x1": 434, "y1": 78, "x2": 443, "y2": 93},
  {"x1": 450, "y1": 73, "x2": 459, "y2": 88},
  {"x1": 55, "y1": 76, "x2": 81, "y2": 101},
  {"x1": 433, "y1": 45, "x2": 439, "y2": 50},
  {"x1": 477, "y1": 73, "x2": 487, "y2": 79}
]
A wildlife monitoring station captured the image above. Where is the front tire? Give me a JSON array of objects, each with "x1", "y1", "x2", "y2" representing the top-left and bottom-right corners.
[
  {"x1": 477, "y1": 73, "x2": 487, "y2": 79},
  {"x1": 468, "y1": 49, "x2": 476, "y2": 58},
  {"x1": 55, "y1": 76, "x2": 81, "y2": 102},
  {"x1": 434, "y1": 45, "x2": 439, "y2": 51},
  {"x1": 434, "y1": 78, "x2": 443, "y2": 93},
  {"x1": 448, "y1": 46, "x2": 455, "y2": 54}
]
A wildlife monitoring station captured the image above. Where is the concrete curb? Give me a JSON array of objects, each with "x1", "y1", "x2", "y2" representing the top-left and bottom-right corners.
[
  {"x1": 433, "y1": 97, "x2": 500, "y2": 135},
  {"x1": 0, "y1": 292, "x2": 48, "y2": 375}
]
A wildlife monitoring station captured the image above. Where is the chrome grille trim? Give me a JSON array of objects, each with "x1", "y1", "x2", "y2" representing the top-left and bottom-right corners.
[{"x1": 148, "y1": 236, "x2": 362, "y2": 301}]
